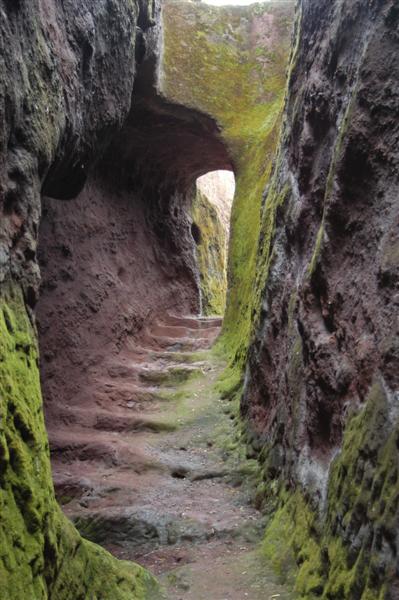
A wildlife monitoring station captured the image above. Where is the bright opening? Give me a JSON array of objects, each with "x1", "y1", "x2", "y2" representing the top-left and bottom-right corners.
[{"x1": 192, "y1": 170, "x2": 235, "y2": 316}]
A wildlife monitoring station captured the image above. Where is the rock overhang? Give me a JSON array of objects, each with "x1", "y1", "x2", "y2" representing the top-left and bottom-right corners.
[{"x1": 99, "y1": 0, "x2": 295, "y2": 193}]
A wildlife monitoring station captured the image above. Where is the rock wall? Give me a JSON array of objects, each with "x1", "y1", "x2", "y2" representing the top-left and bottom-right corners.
[
  {"x1": 0, "y1": 0, "x2": 294, "y2": 595},
  {"x1": 0, "y1": 0, "x2": 158, "y2": 596},
  {"x1": 37, "y1": 171, "x2": 199, "y2": 415},
  {"x1": 0, "y1": 0, "x2": 143, "y2": 293},
  {"x1": 233, "y1": 1, "x2": 399, "y2": 598}
]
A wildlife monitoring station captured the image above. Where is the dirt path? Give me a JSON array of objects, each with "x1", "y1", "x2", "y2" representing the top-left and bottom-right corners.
[{"x1": 51, "y1": 314, "x2": 293, "y2": 599}]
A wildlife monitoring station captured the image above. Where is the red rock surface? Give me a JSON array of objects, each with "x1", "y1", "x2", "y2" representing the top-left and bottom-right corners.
[{"x1": 37, "y1": 173, "x2": 200, "y2": 413}]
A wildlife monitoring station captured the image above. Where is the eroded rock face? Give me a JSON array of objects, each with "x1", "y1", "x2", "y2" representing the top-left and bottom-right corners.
[
  {"x1": 0, "y1": 1, "x2": 160, "y2": 596},
  {"x1": 0, "y1": 0, "x2": 294, "y2": 596},
  {"x1": 37, "y1": 172, "x2": 200, "y2": 412},
  {"x1": 0, "y1": 0, "x2": 143, "y2": 293},
  {"x1": 238, "y1": 1, "x2": 399, "y2": 597}
]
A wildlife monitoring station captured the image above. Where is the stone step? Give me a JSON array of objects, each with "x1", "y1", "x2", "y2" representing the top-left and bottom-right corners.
[
  {"x1": 104, "y1": 360, "x2": 204, "y2": 388},
  {"x1": 144, "y1": 334, "x2": 211, "y2": 352},
  {"x1": 164, "y1": 313, "x2": 223, "y2": 330},
  {"x1": 49, "y1": 429, "x2": 161, "y2": 468},
  {"x1": 138, "y1": 364, "x2": 202, "y2": 387},
  {"x1": 149, "y1": 350, "x2": 204, "y2": 364},
  {"x1": 69, "y1": 506, "x2": 264, "y2": 553},
  {"x1": 96, "y1": 384, "x2": 173, "y2": 408},
  {"x1": 150, "y1": 323, "x2": 220, "y2": 340},
  {"x1": 51, "y1": 405, "x2": 177, "y2": 432}
]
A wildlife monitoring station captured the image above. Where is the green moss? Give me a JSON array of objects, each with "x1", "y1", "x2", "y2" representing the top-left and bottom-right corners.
[
  {"x1": 221, "y1": 129, "x2": 284, "y2": 368},
  {"x1": 152, "y1": 351, "x2": 201, "y2": 364},
  {"x1": 323, "y1": 382, "x2": 398, "y2": 599},
  {"x1": 0, "y1": 282, "x2": 157, "y2": 599},
  {"x1": 260, "y1": 381, "x2": 399, "y2": 599},
  {"x1": 308, "y1": 222, "x2": 325, "y2": 276},
  {"x1": 192, "y1": 189, "x2": 228, "y2": 316},
  {"x1": 162, "y1": 0, "x2": 295, "y2": 377},
  {"x1": 213, "y1": 356, "x2": 243, "y2": 404}
]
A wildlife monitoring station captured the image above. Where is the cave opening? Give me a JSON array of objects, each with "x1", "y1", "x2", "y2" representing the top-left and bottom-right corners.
[{"x1": 36, "y1": 93, "x2": 235, "y2": 409}]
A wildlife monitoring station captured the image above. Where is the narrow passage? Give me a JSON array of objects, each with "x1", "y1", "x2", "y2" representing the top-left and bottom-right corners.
[{"x1": 53, "y1": 314, "x2": 293, "y2": 599}]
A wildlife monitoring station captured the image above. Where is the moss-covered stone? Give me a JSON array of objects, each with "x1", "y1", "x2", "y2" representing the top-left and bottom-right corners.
[
  {"x1": 0, "y1": 282, "x2": 157, "y2": 599},
  {"x1": 262, "y1": 382, "x2": 399, "y2": 599}
]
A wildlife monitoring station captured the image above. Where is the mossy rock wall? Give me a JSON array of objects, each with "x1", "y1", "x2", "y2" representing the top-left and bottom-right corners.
[
  {"x1": 191, "y1": 188, "x2": 228, "y2": 316},
  {"x1": 0, "y1": 0, "x2": 158, "y2": 596},
  {"x1": 0, "y1": 283, "x2": 156, "y2": 599},
  {"x1": 161, "y1": 0, "x2": 295, "y2": 373},
  {"x1": 239, "y1": 0, "x2": 399, "y2": 598},
  {"x1": 262, "y1": 383, "x2": 398, "y2": 600}
]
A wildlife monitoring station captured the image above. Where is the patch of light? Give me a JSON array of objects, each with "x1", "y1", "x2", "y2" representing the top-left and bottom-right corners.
[{"x1": 196, "y1": 170, "x2": 235, "y2": 232}]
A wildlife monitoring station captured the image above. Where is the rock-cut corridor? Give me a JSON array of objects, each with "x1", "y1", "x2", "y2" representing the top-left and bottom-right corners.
[{"x1": 0, "y1": 0, "x2": 398, "y2": 599}]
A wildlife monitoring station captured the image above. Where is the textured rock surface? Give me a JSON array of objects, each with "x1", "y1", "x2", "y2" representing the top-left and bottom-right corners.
[
  {"x1": 229, "y1": 1, "x2": 399, "y2": 598},
  {"x1": 0, "y1": 0, "x2": 294, "y2": 596},
  {"x1": 0, "y1": 283, "x2": 156, "y2": 599},
  {"x1": 0, "y1": 0, "x2": 142, "y2": 292},
  {"x1": 0, "y1": 0, "x2": 158, "y2": 596},
  {"x1": 38, "y1": 173, "x2": 199, "y2": 410}
]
